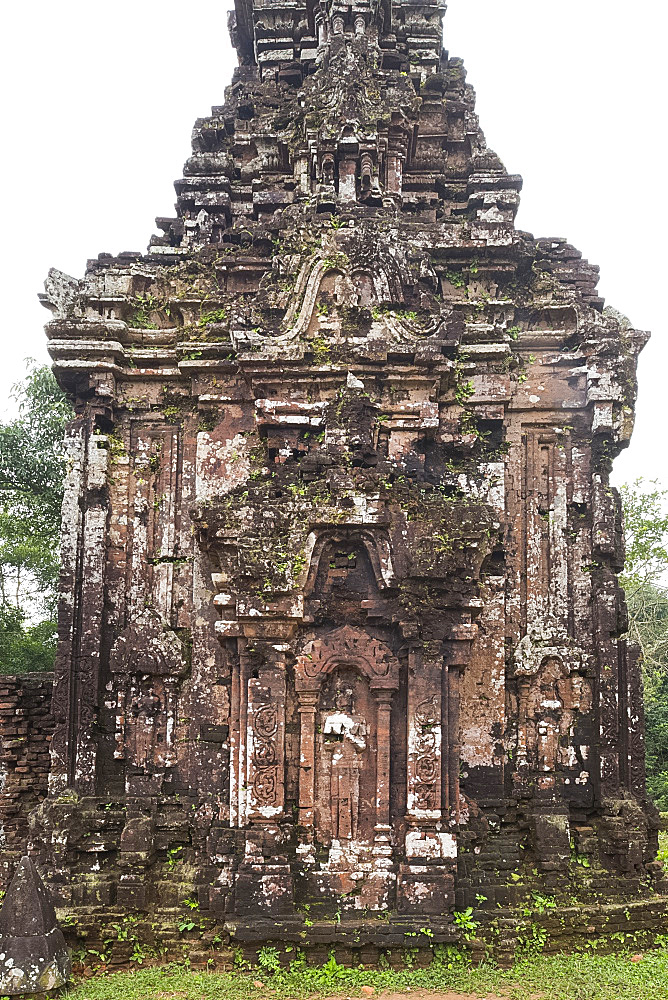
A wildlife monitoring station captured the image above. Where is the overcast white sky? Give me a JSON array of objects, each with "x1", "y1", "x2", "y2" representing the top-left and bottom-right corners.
[{"x1": 1, "y1": 0, "x2": 665, "y2": 494}]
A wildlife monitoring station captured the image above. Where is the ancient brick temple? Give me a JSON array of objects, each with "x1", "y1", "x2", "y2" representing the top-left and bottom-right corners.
[{"x1": 30, "y1": 0, "x2": 662, "y2": 953}]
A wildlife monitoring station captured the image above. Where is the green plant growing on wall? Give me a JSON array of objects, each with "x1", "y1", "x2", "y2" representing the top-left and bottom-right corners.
[
  {"x1": 198, "y1": 307, "x2": 227, "y2": 327},
  {"x1": 455, "y1": 379, "x2": 474, "y2": 405},
  {"x1": 127, "y1": 293, "x2": 161, "y2": 329},
  {"x1": 257, "y1": 946, "x2": 281, "y2": 973},
  {"x1": 445, "y1": 270, "x2": 466, "y2": 289},
  {"x1": 516, "y1": 921, "x2": 548, "y2": 959},
  {"x1": 166, "y1": 846, "x2": 183, "y2": 870},
  {"x1": 311, "y1": 335, "x2": 331, "y2": 363},
  {"x1": 453, "y1": 907, "x2": 479, "y2": 941}
]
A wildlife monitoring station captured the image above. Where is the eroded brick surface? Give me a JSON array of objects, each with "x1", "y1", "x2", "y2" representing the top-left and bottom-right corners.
[
  {"x1": 0, "y1": 676, "x2": 53, "y2": 890},
  {"x1": 23, "y1": 0, "x2": 665, "y2": 953}
]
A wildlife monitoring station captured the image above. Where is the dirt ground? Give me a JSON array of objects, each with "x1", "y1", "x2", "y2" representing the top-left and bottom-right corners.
[{"x1": 331, "y1": 992, "x2": 508, "y2": 1000}]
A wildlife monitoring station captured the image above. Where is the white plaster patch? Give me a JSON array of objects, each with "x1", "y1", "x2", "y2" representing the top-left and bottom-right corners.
[
  {"x1": 405, "y1": 830, "x2": 457, "y2": 859},
  {"x1": 195, "y1": 432, "x2": 250, "y2": 500}
]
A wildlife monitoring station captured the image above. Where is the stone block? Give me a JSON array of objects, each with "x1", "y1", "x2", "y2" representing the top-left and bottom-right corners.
[{"x1": 0, "y1": 857, "x2": 70, "y2": 996}]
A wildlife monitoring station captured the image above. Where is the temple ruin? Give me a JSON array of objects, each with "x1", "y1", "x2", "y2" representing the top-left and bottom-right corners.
[{"x1": 3, "y1": 0, "x2": 665, "y2": 962}]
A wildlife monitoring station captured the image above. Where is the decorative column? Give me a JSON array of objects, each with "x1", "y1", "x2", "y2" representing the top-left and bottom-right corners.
[
  {"x1": 228, "y1": 651, "x2": 241, "y2": 827},
  {"x1": 236, "y1": 638, "x2": 293, "y2": 917},
  {"x1": 399, "y1": 640, "x2": 452, "y2": 914},
  {"x1": 447, "y1": 663, "x2": 463, "y2": 826},
  {"x1": 51, "y1": 422, "x2": 109, "y2": 794},
  {"x1": 246, "y1": 664, "x2": 285, "y2": 823},
  {"x1": 405, "y1": 644, "x2": 444, "y2": 841},
  {"x1": 367, "y1": 689, "x2": 394, "y2": 908},
  {"x1": 386, "y1": 151, "x2": 404, "y2": 197},
  {"x1": 374, "y1": 691, "x2": 393, "y2": 829},
  {"x1": 297, "y1": 691, "x2": 319, "y2": 829},
  {"x1": 398, "y1": 625, "x2": 476, "y2": 915},
  {"x1": 444, "y1": 625, "x2": 475, "y2": 827}
]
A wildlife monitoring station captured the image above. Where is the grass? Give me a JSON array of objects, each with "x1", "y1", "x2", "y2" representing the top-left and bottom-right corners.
[{"x1": 49, "y1": 944, "x2": 668, "y2": 1000}]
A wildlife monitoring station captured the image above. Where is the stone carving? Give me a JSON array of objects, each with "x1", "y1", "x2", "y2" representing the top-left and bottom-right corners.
[
  {"x1": 514, "y1": 622, "x2": 586, "y2": 679},
  {"x1": 518, "y1": 654, "x2": 593, "y2": 777},
  {"x1": 39, "y1": 267, "x2": 80, "y2": 319},
  {"x1": 0, "y1": 857, "x2": 71, "y2": 996},
  {"x1": 322, "y1": 684, "x2": 369, "y2": 842},
  {"x1": 296, "y1": 625, "x2": 399, "y2": 690},
  {"x1": 413, "y1": 696, "x2": 440, "y2": 811},
  {"x1": 109, "y1": 610, "x2": 188, "y2": 678},
  {"x1": 24, "y1": 0, "x2": 660, "y2": 954},
  {"x1": 125, "y1": 679, "x2": 166, "y2": 769},
  {"x1": 110, "y1": 611, "x2": 187, "y2": 773},
  {"x1": 251, "y1": 704, "x2": 279, "y2": 807}
]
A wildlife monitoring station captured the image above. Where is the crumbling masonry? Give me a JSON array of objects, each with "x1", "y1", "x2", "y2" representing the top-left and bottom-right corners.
[{"x1": 23, "y1": 0, "x2": 666, "y2": 959}]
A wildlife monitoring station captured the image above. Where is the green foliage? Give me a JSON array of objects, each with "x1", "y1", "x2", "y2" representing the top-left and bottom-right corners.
[
  {"x1": 445, "y1": 269, "x2": 466, "y2": 289},
  {"x1": 54, "y1": 943, "x2": 668, "y2": 999},
  {"x1": 257, "y1": 946, "x2": 281, "y2": 973},
  {"x1": 0, "y1": 605, "x2": 57, "y2": 672},
  {"x1": 453, "y1": 907, "x2": 479, "y2": 940},
  {"x1": 127, "y1": 294, "x2": 162, "y2": 329},
  {"x1": 165, "y1": 846, "x2": 183, "y2": 870},
  {"x1": 524, "y1": 892, "x2": 557, "y2": 915},
  {"x1": 620, "y1": 479, "x2": 668, "y2": 594},
  {"x1": 320, "y1": 251, "x2": 349, "y2": 272},
  {"x1": 658, "y1": 831, "x2": 668, "y2": 867},
  {"x1": 198, "y1": 307, "x2": 227, "y2": 327},
  {"x1": 455, "y1": 379, "x2": 474, "y2": 405},
  {"x1": 310, "y1": 335, "x2": 330, "y2": 363},
  {"x1": 516, "y1": 921, "x2": 548, "y2": 959},
  {"x1": 643, "y1": 641, "x2": 668, "y2": 809},
  {"x1": 0, "y1": 363, "x2": 73, "y2": 673},
  {"x1": 620, "y1": 480, "x2": 668, "y2": 809}
]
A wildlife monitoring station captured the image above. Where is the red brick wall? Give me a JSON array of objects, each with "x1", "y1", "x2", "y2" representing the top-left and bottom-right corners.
[{"x1": 0, "y1": 673, "x2": 53, "y2": 889}]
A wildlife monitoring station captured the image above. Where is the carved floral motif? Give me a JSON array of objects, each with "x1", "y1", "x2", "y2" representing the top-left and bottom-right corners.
[
  {"x1": 413, "y1": 696, "x2": 440, "y2": 810},
  {"x1": 251, "y1": 703, "x2": 279, "y2": 806}
]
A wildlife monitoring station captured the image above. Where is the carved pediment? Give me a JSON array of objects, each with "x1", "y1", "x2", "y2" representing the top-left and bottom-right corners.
[
  {"x1": 231, "y1": 231, "x2": 457, "y2": 354},
  {"x1": 513, "y1": 619, "x2": 588, "y2": 678},
  {"x1": 296, "y1": 625, "x2": 400, "y2": 691}
]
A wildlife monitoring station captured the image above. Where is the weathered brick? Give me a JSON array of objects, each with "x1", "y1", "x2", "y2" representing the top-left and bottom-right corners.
[{"x1": 10, "y1": 0, "x2": 657, "y2": 955}]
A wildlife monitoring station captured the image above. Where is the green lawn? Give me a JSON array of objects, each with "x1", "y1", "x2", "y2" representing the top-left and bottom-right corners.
[{"x1": 55, "y1": 946, "x2": 668, "y2": 1000}]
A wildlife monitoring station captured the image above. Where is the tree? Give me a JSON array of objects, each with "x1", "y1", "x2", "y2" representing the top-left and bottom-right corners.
[
  {"x1": 0, "y1": 363, "x2": 73, "y2": 672},
  {"x1": 619, "y1": 480, "x2": 668, "y2": 810}
]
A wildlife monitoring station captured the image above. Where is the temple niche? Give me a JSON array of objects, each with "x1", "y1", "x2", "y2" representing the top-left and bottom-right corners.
[
  {"x1": 294, "y1": 625, "x2": 400, "y2": 909},
  {"x1": 25, "y1": 0, "x2": 664, "y2": 961},
  {"x1": 520, "y1": 655, "x2": 593, "y2": 783},
  {"x1": 320, "y1": 675, "x2": 371, "y2": 846},
  {"x1": 109, "y1": 612, "x2": 188, "y2": 794}
]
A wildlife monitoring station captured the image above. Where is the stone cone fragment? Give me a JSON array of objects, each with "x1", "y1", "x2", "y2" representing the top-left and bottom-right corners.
[{"x1": 0, "y1": 857, "x2": 71, "y2": 996}]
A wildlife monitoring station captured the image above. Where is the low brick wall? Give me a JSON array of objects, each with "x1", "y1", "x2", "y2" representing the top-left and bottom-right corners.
[
  {"x1": 475, "y1": 896, "x2": 668, "y2": 966},
  {"x1": 0, "y1": 673, "x2": 53, "y2": 889}
]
